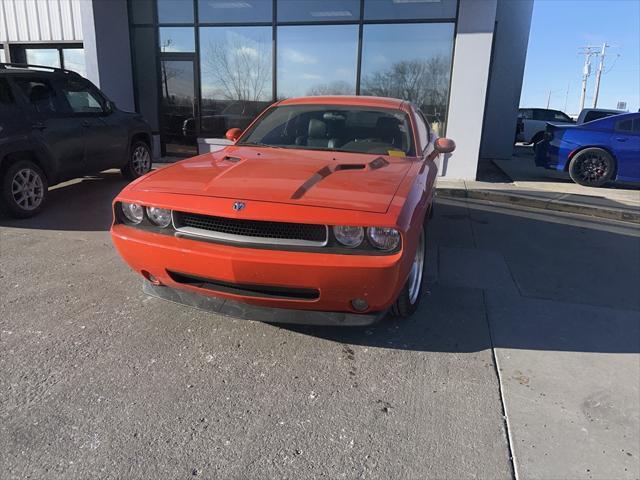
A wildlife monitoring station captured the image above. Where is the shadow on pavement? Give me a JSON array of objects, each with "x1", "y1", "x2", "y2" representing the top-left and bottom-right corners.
[
  {"x1": 275, "y1": 198, "x2": 640, "y2": 354},
  {"x1": 0, "y1": 171, "x2": 128, "y2": 232}
]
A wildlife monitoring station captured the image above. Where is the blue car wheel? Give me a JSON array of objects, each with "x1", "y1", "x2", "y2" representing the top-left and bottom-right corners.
[{"x1": 568, "y1": 148, "x2": 615, "y2": 187}]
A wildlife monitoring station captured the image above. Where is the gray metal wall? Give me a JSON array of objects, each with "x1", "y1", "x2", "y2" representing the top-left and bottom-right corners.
[
  {"x1": 0, "y1": 0, "x2": 83, "y2": 42},
  {"x1": 480, "y1": 0, "x2": 534, "y2": 161}
]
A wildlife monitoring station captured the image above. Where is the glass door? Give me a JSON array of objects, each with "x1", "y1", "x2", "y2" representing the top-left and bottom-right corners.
[{"x1": 160, "y1": 58, "x2": 198, "y2": 156}]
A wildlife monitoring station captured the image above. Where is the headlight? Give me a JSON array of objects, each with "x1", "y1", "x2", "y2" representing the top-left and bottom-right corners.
[
  {"x1": 333, "y1": 226, "x2": 364, "y2": 248},
  {"x1": 121, "y1": 202, "x2": 144, "y2": 224},
  {"x1": 367, "y1": 227, "x2": 400, "y2": 251},
  {"x1": 146, "y1": 206, "x2": 172, "y2": 228}
]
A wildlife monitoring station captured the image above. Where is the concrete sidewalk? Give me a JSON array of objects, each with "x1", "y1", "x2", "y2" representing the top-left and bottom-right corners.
[{"x1": 437, "y1": 153, "x2": 640, "y2": 224}]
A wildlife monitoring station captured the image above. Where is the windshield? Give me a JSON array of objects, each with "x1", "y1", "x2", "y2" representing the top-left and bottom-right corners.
[{"x1": 238, "y1": 105, "x2": 414, "y2": 156}]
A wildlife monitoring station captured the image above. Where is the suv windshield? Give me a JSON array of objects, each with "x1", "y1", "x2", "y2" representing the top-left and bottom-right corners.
[{"x1": 238, "y1": 105, "x2": 414, "y2": 156}]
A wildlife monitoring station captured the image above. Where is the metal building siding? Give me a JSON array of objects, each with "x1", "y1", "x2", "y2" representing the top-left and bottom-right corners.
[{"x1": 0, "y1": 0, "x2": 83, "y2": 42}]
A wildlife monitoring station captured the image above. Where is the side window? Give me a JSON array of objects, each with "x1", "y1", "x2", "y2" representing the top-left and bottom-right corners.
[
  {"x1": 519, "y1": 109, "x2": 532, "y2": 119},
  {"x1": 0, "y1": 78, "x2": 15, "y2": 105},
  {"x1": 60, "y1": 80, "x2": 106, "y2": 114},
  {"x1": 13, "y1": 77, "x2": 61, "y2": 114},
  {"x1": 552, "y1": 111, "x2": 571, "y2": 122},
  {"x1": 415, "y1": 110, "x2": 430, "y2": 153}
]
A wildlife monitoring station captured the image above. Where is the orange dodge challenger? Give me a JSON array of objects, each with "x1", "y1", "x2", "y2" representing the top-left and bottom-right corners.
[{"x1": 111, "y1": 96, "x2": 455, "y2": 326}]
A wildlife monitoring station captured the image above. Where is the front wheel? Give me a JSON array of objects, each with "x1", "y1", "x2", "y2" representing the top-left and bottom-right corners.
[
  {"x1": 390, "y1": 227, "x2": 426, "y2": 318},
  {"x1": 568, "y1": 148, "x2": 615, "y2": 187},
  {"x1": 0, "y1": 160, "x2": 48, "y2": 218},
  {"x1": 121, "y1": 141, "x2": 152, "y2": 180}
]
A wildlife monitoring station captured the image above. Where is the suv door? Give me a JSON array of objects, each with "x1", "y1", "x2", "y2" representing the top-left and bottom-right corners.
[
  {"x1": 56, "y1": 77, "x2": 128, "y2": 172},
  {"x1": 11, "y1": 75, "x2": 86, "y2": 180}
]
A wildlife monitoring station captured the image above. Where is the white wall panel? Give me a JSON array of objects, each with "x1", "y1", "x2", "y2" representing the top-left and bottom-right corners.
[{"x1": 0, "y1": 0, "x2": 83, "y2": 42}]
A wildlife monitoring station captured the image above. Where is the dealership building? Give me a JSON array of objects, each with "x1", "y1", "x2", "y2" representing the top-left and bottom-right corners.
[{"x1": 1, "y1": 0, "x2": 532, "y2": 179}]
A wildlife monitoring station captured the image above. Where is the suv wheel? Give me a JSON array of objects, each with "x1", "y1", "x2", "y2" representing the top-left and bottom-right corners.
[
  {"x1": 122, "y1": 141, "x2": 152, "y2": 180},
  {"x1": 1, "y1": 160, "x2": 48, "y2": 218}
]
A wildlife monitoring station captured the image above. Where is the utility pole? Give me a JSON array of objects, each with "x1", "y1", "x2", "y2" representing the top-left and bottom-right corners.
[
  {"x1": 546, "y1": 89, "x2": 552, "y2": 109},
  {"x1": 578, "y1": 46, "x2": 599, "y2": 112},
  {"x1": 592, "y1": 43, "x2": 609, "y2": 108}
]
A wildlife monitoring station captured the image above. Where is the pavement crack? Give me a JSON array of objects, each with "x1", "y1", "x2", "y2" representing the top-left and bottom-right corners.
[{"x1": 482, "y1": 290, "x2": 519, "y2": 480}]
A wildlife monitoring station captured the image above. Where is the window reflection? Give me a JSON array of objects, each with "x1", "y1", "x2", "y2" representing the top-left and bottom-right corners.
[
  {"x1": 158, "y1": 0, "x2": 194, "y2": 23},
  {"x1": 62, "y1": 49, "x2": 86, "y2": 77},
  {"x1": 25, "y1": 49, "x2": 61, "y2": 68},
  {"x1": 159, "y1": 27, "x2": 195, "y2": 52},
  {"x1": 277, "y1": 0, "x2": 360, "y2": 22},
  {"x1": 198, "y1": 0, "x2": 272, "y2": 23},
  {"x1": 160, "y1": 60, "x2": 198, "y2": 155},
  {"x1": 277, "y1": 25, "x2": 358, "y2": 98},
  {"x1": 199, "y1": 27, "x2": 272, "y2": 137},
  {"x1": 364, "y1": 0, "x2": 457, "y2": 20},
  {"x1": 360, "y1": 23, "x2": 454, "y2": 134}
]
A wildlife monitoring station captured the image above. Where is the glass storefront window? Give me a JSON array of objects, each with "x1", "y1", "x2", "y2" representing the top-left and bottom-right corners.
[
  {"x1": 277, "y1": 0, "x2": 360, "y2": 22},
  {"x1": 199, "y1": 26, "x2": 272, "y2": 137},
  {"x1": 360, "y1": 23, "x2": 454, "y2": 133},
  {"x1": 277, "y1": 25, "x2": 358, "y2": 98},
  {"x1": 158, "y1": 0, "x2": 194, "y2": 23},
  {"x1": 198, "y1": 0, "x2": 272, "y2": 23},
  {"x1": 62, "y1": 49, "x2": 86, "y2": 77},
  {"x1": 364, "y1": 0, "x2": 457, "y2": 20},
  {"x1": 25, "y1": 49, "x2": 61, "y2": 68},
  {"x1": 159, "y1": 27, "x2": 195, "y2": 52}
]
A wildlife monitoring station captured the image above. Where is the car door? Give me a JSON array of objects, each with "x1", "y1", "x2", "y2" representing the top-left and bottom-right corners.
[
  {"x1": 11, "y1": 75, "x2": 86, "y2": 180},
  {"x1": 56, "y1": 77, "x2": 128, "y2": 172},
  {"x1": 612, "y1": 117, "x2": 640, "y2": 180}
]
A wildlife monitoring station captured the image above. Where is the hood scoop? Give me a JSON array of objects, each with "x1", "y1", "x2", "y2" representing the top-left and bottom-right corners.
[{"x1": 291, "y1": 159, "x2": 390, "y2": 200}]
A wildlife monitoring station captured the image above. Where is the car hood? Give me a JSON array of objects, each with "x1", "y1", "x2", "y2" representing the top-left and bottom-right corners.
[{"x1": 133, "y1": 146, "x2": 412, "y2": 213}]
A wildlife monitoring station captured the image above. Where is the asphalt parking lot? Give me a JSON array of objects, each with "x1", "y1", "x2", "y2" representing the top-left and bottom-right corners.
[{"x1": 1, "y1": 171, "x2": 639, "y2": 479}]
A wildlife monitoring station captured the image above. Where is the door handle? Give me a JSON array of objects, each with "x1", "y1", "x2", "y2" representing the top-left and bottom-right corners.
[
  {"x1": 31, "y1": 123, "x2": 46, "y2": 130},
  {"x1": 616, "y1": 137, "x2": 628, "y2": 142},
  {"x1": 81, "y1": 120, "x2": 91, "y2": 127}
]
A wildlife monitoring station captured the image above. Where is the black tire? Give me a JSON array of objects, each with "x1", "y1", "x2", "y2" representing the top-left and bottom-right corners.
[
  {"x1": 0, "y1": 160, "x2": 48, "y2": 218},
  {"x1": 568, "y1": 148, "x2": 615, "y2": 187},
  {"x1": 390, "y1": 226, "x2": 426, "y2": 318},
  {"x1": 121, "y1": 140, "x2": 152, "y2": 180}
]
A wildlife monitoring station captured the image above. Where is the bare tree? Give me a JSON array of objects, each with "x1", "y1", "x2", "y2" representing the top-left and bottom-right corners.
[
  {"x1": 306, "y1": 80, "x2": 354, "y2": 96},
  {"x1": 201, "y1": 36, "x2": 271, "y2": 102},
  {"x1": 361, "y1": 55, "x2": 451, "y2": 120}
]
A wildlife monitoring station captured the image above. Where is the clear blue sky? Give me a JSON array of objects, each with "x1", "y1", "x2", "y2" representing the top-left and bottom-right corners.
[{"x1": 520, "y1": 0, "x2": 639, "y2": 115}]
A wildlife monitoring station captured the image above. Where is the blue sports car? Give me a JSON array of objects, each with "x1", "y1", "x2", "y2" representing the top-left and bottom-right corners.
[{"x1": 535, "y1": 112, "x2": 640, "y2": 187}]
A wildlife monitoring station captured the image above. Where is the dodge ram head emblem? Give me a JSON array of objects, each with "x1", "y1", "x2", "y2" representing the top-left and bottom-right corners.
[{"x1": 232, "y1": 201, "x2": 245, "y2": 211}]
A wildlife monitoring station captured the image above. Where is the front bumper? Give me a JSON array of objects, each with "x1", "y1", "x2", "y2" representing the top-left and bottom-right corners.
[
  {"x1": 143, "y1": 280, "x2": 386, "y2": 326},
  {"x1": 111, "y1": 224, "x2": 410, "y2": 319}
]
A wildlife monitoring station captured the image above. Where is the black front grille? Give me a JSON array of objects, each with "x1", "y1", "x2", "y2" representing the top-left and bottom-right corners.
[
  {"x1": 173, "y1": 211, "x2": 327, "y2": 243},
  {"x1": 167, "y1": 270, "x2": 319, "y2": 300}
]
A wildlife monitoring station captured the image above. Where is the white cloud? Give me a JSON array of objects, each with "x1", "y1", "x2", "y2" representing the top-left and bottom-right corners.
[
  {"x1": 282, "y1": 48, "x2": 317, "y2": 65},
  {"x1": 236, "y1": 46, "x2": 259, "y2": 58},
  {"x1": 300, "y1": 73, "x2": 322, "y2": 80}
]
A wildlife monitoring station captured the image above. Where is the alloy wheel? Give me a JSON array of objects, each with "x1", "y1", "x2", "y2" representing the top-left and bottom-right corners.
[
  {"x1": 407, "y1": 231, "x2": 425, "y2": 305},
  {"x1": 132, "y1": 145, "x2": 151, "y2": 176},
  {"x1": 577, "y1": 153, "x2": 609, "y2": 183},
  {"x1": 11, "y1": 168, "x2": 44, "y2": 211}
]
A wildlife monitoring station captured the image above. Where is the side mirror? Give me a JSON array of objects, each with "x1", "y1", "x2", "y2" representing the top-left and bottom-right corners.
[
  {"x1": 434, "y1": 137, "x2": 456, "y2": 154},
  {"x1": 225, "y1": 128, "x2": 242, "y2": 142},
  {"x1": 105, "y1": 100, "x2": 116, "y2": 114}
]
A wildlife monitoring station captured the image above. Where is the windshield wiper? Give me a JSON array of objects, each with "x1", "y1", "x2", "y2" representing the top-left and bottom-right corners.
[{"x1": 237, "y1": 142, "x2": 282, "y2": 149}]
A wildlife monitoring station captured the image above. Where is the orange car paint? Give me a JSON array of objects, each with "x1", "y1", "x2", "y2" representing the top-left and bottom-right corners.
[{"x1": 111, "y1": 96, "x2": 440, "y2": 316}]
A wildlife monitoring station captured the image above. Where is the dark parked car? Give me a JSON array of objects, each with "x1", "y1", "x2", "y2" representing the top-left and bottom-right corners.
[
  {"x1": 535, "y1": 112, "x2": 640, "y2": 187},
  {"x1": 0, "y1": 63, "x2": 153, "y2": 218}
]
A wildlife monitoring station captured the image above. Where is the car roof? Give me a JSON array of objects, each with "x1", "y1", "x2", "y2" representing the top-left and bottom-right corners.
[{"x1": 278, "y1": 95, "x2": 409, "y2": 111}]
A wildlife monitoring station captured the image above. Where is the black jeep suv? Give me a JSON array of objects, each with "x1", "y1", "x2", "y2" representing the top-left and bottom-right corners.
[{"x1": 0, "y1": 64, "x2": 153, "y2": 218}]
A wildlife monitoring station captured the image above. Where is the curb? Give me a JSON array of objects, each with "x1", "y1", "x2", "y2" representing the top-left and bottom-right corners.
[{"x1": 436, "y1": 188, "x2": 640, "y2": 224}]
